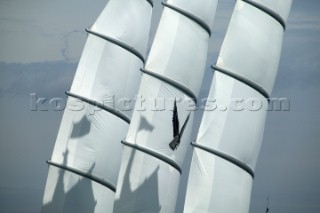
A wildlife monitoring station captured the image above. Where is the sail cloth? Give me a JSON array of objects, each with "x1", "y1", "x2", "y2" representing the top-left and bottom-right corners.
[
  {"x1": 183, "y1": 0, "x2": 292, "y2": 212},
  {"x1": 42, "y1": 0, "x2": 152, "y2": 212},
  {"x1": 113, "y1": 0, "x2": 218, "y2": 212}
]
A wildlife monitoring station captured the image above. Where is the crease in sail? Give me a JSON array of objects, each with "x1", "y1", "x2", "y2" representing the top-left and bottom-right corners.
[
  {"x1": 114, "y1": 0, "x2": 219, "y2": 212},
  {"x1": 183, "y1": 0, "x2": 292, "y2": 212},
  {"x1": 42, "y1": 0, "x2": 152, "y2": 212}
]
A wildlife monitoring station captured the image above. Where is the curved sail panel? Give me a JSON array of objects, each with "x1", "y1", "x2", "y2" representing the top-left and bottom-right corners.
[
  {"x1": 91, "y1": 0, "x2": 152, "y2": 55},
  {"x1": 184, "y1": 1, "x2": 292, "y2": 212},
  {"x1": 216, "y1": 1, "x2": 284, "y2": 96},
  {"x1": 114, "y1": 1, "x2": 218, "y2": 212},
  {"x1": 42, "y1": 0, "x2": 152, "y2": 212},
  {"x1": 195, "y1": 73, "x2": 268, "y2": 169},
  {"x1": 126, "y1": 75, "x2": 195, "y2": 166},
  {"x1": 184, "y1": 149, "x2": 252, "y2": 213},
  {"x1": 145, "y1": 7, "x2": 212, "y2": 96},
  {"x1": 69, "y1": 37, "x2": 144, "y2": 118}
]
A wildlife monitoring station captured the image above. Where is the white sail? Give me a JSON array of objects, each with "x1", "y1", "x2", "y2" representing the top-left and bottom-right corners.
[
  {"x1": 41, "y1": 0, "x2": 152, "y2": 212},
  {"x1": 183, "y1": 0, "x2": 292, "y2": 212},
  {"x1": 113, "y1": 0, "x2": 218, "y2": 212}
]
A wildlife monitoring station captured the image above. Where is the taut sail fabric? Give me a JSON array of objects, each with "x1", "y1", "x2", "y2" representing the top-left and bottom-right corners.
[
  {"x1": 41, "y1": 0, "x2": 152, "y2": 212},
  {"x1": 183, "y1": 0, "x2": 292, "y2": 212},
  {"x1": 113, "y1": 0, "x2": 218, "y2": 212}
]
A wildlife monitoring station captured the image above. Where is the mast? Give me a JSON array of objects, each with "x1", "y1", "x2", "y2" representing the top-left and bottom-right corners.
[
  {"x1": 265, "y1": 197, "x2": 270, "y2": 213},
  {"x1": 41, "y1": 0, "x2": 152, "y2": 212},
  {"x1": 113, "y1": 0, "x2": 218, "y2": 212},
  {"x1": 183, "y1": 0, "x2": 292, "y2": 212}
]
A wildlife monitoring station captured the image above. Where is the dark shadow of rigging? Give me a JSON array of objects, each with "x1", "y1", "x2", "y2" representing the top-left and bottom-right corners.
[
  {"x1": 70, "y1": 115, "x2": 91, "y2": 138},
  {"x1": 137, "y1": 115, "x2": 154, "y2": 133},
  {"x1": 114, "y1": 148, "x2": 161, "y2": 213},
  {"x1": 41, "y1": 150, "x2": 97, "y2": 213}
]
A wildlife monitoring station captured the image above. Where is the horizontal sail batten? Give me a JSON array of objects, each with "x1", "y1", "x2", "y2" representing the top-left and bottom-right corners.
[
  {"x1": 191, "y1": 142, "x2": 255, "y2": 178},
  {"x1": 212, "y1": 65, "x2": 270, "y2": 100},
  {"x1": 86, "y1": 28, "x2": 145, "y2": 64},
  {"x1": 140, "y1": 68, "x2": 197, "y2": 103},
  {"x1": 66, "y1": 91, "x2": 130, "y2": 124},
  {"x1": 242, "y1": 0, "x2": 286, "y2": 30},
  {"x1": 162, "y1": 2, "x2": 211, "y2": 36},
  {"x1": 47, "y1": 160, "x2": 116, "y2": 192},
  {"x1": 121, "y1": 141, "x2": 182, "y2": 173}
]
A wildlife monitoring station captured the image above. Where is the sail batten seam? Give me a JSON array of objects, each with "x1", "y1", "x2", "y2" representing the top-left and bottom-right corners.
[
  {"x1": 191, "y1": 142, "x2": 255, "y2": 178},
  {"x1": 121, "y1": 141, "x2": 182, "y2": 173},
  {"x1": 86, "y1": 28, "x2": 145, "y2": 63},
  {"x1": 212, "y1": 65, "x2": 270, "y2": 100},
  {"x1": 241, "y1": 0, "x2": 286, "y2": 30},
  {"x1": 141, "y1": 68, "x2": 197, "y2": 103},
  {"x1": 162, "y1": 2, "x2": 211, "y2": 36},
  {"x1": 66, "y1": 91, "x2": 130, "y2": 124},
  {"x1": 47, "y1": 160, "x2": 116, "y2": 192}
]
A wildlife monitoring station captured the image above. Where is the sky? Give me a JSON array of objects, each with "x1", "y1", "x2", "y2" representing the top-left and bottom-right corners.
[{"x1": 0, "y1": 0, "x2": 319, "y2": 212}]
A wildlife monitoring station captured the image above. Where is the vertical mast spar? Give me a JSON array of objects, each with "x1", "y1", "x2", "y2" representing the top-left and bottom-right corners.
[
  {"x1": 114, "y1": 0, "x2": 218, "y2": 212},
  {"x1": 42, "y1": 0, "x2": 153, "y2": 212},
  {"x1": 266, "y1": 197, "x2": 270, "y2": 213},
  {"x1": 183, "y1": 0, "x2": 292, "y2": 212}
]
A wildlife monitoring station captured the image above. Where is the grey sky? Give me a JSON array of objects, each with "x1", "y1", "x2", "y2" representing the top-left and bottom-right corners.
[{"x1": 0, "y1": 0, "x2": 319, "y2": 212}]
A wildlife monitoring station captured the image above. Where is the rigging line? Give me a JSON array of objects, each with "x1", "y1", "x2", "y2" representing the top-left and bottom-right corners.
[
  {"x1": 241, "y1": 0, "x2": 286, "y2": 30},
  {"x1": 122, "y1": 141, "x2": 182, "y2": 174},
  {"x1": 191, "y1": 142, "x2": 255, "y2": 178},
  {"x1": 146, "y1": 0, "x2": 153, "y2": 7},
  {"x1": 141, "y1": 68, "x2": 198, "y2": 104},
  {"x1": 86, "y1": 28, "x2": 145, "y2": 64},
  {"x1": 212, "y1": 65, "x2": 270, "y2": 100},
  {"x1": 162, "y1": 2, "x2": 211, "y2": 36},
  {"x1": 47, "y1": 160, "x2": 116, "y2": 192},
  {"x1": 65, "y1": 91, "x2": 130, "y2": 124}
]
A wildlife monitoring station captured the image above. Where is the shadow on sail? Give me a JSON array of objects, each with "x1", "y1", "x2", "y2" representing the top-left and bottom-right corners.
[
  {"x1": 114, "y1": 148, "x2": 161, "y2": 213},
  {"x1": 138, "y1": 116, "x2": 154, "y2": 133},
  {"x1": 42, "y1": 150, "x2": 97, "y2": 213},
  {"x1": 70, "y1": 115, "x2": 91, "y2": 138}
]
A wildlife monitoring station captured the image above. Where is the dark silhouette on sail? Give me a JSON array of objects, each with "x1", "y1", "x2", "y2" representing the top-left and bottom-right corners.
[
  {"x1": 169, "y1": 100, "x2": 190, "y2": 151},
  {"x1": 70, "y1": 115, "x2": 91, "y2": 138},
  {"x1": 42, "y1": 150, "x2": 97, "y2": 213},
  {"x1": 138, "y1": 115, "x2": 154, "y2": 132},
  {"x1": 114, "y1": 148, "x2": 161, "y2": 212}
]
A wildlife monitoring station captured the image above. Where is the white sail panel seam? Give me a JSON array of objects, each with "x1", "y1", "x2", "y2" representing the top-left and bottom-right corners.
[
  {"x1": 212, "y1": 65, "x2": 270, "y2": 100},
  {"x1": 86, "y1": 28, "x2": 146, "y2": 64},
  {"x1": 46, "y1": 160, "x2": 117, "y2": 192},
  {"x1": 66, "y1": 91, "x2": 130, "y2": 124},
  {"x1": 162, "y1": 2, "x2": 211, "y2": 36},
  {"x1": 191, "y1": 142, "x2": 255, "y2": 178},
  {"x1": 121, "y1": 141, "x2": 182, "y2": 173},
  {"x1": 241, "y1": 0, "x2": 286, "y2": 30},
  {"x1": 141, "y1": 68, "x2": 197, "y2": 103}
]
